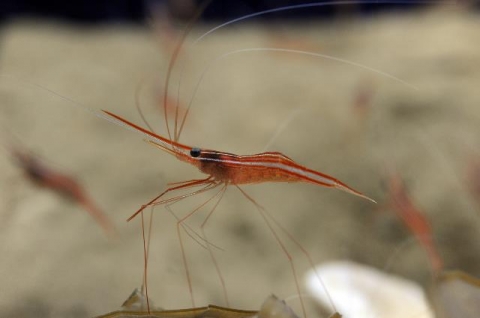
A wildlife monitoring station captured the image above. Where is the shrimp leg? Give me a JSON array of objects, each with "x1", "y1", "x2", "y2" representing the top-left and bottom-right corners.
[
  {"x1": 172, "y1": 182, "x2": 225, "y2": 306},
  {"x1": 132, "y1": 176, "x2": 221, "y2": 312},
  {"x1": 127, "y1": 176, "x2": 214, "y2": 222}
]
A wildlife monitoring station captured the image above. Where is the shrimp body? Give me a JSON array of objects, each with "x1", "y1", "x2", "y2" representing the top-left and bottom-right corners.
[
  {"x1": 11, "y1": 148, "x2": 116, "y2": 237},
  {"x1": 16, "y1": 150, "x2": 81, "y2": 197},
  {"x1": 104, "y1": 111, "x2": 374, "y2": 204},
  {"x1": 386, "y1": 172, "x2": 443, "y2": 274},
  {"x1": 192, "y1": 149, "x2": 371, "y2": 198}
]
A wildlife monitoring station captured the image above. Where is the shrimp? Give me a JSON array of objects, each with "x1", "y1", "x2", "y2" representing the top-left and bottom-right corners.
[
  {"x1": 383, "y1": 169, "x2": 443, "y2": 275},
  {"x1": 96, "y1": 2, "x2": 429, "y2": 316},
  {"x1": 8, "y1": 145, "x2": 117, "y2": 238},
  {"x1": 105, "y1": 110, "x2": 374, "y2": 207},
  {"x1": 103, "y1": 46, "x2": 376, "y2": 314},
  {"x1": 102, "y1": 107, "x2": 374, "y2": 314}
]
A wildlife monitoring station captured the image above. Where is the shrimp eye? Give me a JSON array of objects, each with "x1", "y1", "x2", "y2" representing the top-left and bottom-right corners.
[{"x1": 190, "y1": 147, "x2": 201, "y2": 158}]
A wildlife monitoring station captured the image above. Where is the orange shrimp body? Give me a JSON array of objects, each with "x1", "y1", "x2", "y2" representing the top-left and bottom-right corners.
[
  {"x1": 191, "y1": 150, "x2": 369, "y2": 197},
  {"x1": 104, "y1": 110, "x2": 374, "y2": 208},
  {"x1": 195, "y1": 151, "x2": 301, "y2": 184}
]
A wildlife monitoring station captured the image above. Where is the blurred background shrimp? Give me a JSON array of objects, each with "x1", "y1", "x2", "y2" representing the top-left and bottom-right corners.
[
  {"x1": 7, "y1": 142, "x2": 117, "y2": 238},
  {"x1": 380, "y1": 168, "x2": 444, "y2": 275}
]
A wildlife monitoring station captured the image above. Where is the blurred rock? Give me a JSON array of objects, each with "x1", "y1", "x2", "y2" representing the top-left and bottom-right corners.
[{"x1": 305, "y1": 261, "x2": 433, "y2": 318}]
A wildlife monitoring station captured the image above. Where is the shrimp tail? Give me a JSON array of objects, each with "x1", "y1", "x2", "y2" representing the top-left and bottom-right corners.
[
  {"x1": 422, "y1": 236, "x2": 444, "y2": 274},
  {"x1": 74, "y1": 190, "x2": 117, "y2": 238},
  {"x1": 334, "y1": 179, "x2": 377, "y2": 203}
]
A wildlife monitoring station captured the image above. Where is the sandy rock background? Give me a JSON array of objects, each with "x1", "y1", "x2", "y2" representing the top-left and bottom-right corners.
[{"x1": 0, "y1": 6, "x2": 479, "y2": 317}]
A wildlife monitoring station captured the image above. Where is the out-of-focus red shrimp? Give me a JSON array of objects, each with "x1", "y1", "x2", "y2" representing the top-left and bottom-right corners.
[
  {"x1": 384, "y1": 170, "x2": 443, "y2": 275},
  {"x1": 149, "y1": 2, "x2": 179, "y2": 56},
  {"x1": 345, "y1": 78, "x2": 376, "y2": 143},
  {"x1": 10, "y1": 147, "x2": 117, "y2": 238},
  {"x1": 157, "y1": 91, "x2": 187, "y2": 124}
]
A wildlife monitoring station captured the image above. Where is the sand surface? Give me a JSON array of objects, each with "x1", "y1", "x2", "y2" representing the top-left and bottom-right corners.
[{"x1": 0, "y1": 6, "x2": 479, "y2": 318}]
